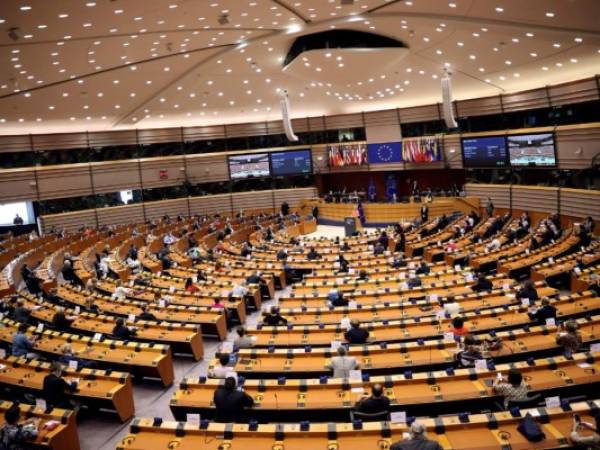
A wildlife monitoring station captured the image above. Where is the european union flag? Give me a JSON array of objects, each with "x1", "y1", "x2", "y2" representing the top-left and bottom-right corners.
[{"x1": 367, "y1": 142, "x2": 403, "y2": 164}]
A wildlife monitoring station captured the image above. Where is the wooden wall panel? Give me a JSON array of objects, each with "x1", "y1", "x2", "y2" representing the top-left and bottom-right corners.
[
  {"x1": 443, "y1": 134, "x2": 463, "y2": 169},
  {"x1": 139, "y1": 156, "x2": 186, "y2": 189},
  {"x1": 87, "y1": 130, "x2": 138, "y2": 148},
  {"x1": 456, "y1": 95, "x2": 503, "y2": 117},
  {"x1": 92, "y1": 160, "x2": 141, "y2": 194},
  {"x1": 560, "y1": 188, "x2": 600, "y2": 220},
  {"x1": 31, "y1": 133, "x2": 88, "y2": 151},
  {"x1": 502, "y1": 87, "x2": 550, "y2": 112},
  {"x1": 231, "y1": 191, "x2": 274, "y2": 212},
  {"x1": 399, "y1": 104, "x2": 440, "y2": 123},
  {"x1": 0, "y1": 134, "x2": 32, "y2": 153},
  {"x1": 555, "y1": 123, "x2": 600, "y2": 169},
  {"x1": 225, "y1": 122, "x2": 268, "y2": 138},
  {"x1": 39, "y1": 210, "x2": 96, "y2": 233},
  {"x1": 189, "y1": 194, "x2": 232, "y2": 216},
  {"x1": 325, "y1": 113, "x2": 364, "y2": 130},
  {"x1": 273, "y1": 187, "x2": 317, "y2": 207},
  {"x1": 464, "y1": 183, "x2": 510, "y2": 209},
  {"x1": 143, "y1": 198, "x2": 188, "y2": 221},
  {"x1": 185, "y1": 153, "x2": 229, "y2": 183},
  {"x1": 0, "y1": 168, "x2": 37, "y2": 202},
  {"x1": 512, "y1": 186, "x2": 558, "y2": 214},
  {"x1": 97, "y1": 204, "x2": 145, "y2": 227},
  {"x1": 182, "y1": 125, "x2": 226, "y2": 142},
  {"x1": 137, "y1": 127, "x2": 182, "y2": 145},
  {"x1": 549, "y1": 78, "x2": 599, "y2": 106},
  {"x1": 36, "y1": 164, "x2": 92, "y2": 200}
]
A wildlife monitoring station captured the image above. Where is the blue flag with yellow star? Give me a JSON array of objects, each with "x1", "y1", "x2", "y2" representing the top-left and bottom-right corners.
[{"x1": 367, "y1": 142, "x2": 403, "y2": 164}]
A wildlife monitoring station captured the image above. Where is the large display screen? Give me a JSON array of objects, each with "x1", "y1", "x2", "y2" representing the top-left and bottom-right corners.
[
  {"x1": 0, "y1": 201, "x2": 36, "y2": 226},
  {"x1": 228, "y1": 153, "x2": 271, "y2": 179},
  {"x1": 462, "y1": 136, "x2": 508, "y2": 167},
  {"x1": 270, "y1": 149, "x2": 312, "y2": 176},
  {"x1": 508, "y1": 133, "x2": 556, "y2": 166}
]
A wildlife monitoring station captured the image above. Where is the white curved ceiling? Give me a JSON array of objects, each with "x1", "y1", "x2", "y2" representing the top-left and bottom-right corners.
[{"x1": 0, "y1": 0, "x2": 599, "y2": 135}]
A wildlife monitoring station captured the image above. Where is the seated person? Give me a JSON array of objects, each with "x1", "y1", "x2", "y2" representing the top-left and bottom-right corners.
[
  {"x1": 328, "y1": 289, "x2": 348, "y2": 307},
  {"x1": 84, "y1": 296, "x2": 99, "y2": 313},
  {"x1": 337, "y1": 254, "x2": 349, "y2": 273},
  {"x1": 210, "y1": 353, "x2": 233, "y2": 378},
  {"x1": 43, "y1": 361, "x2": 78, "y2": 410},
  {"x1": 325, "y1": 346, "x2": 359, "y2": 378},
  {"x1": 570, "y1": 412, "x2": 600, "y2": 448},
  {"x1": 355, "y1": 383, "x2": 390, "y2": 415},
  {"x1": 112, "y1": 318, "x2": 137, "y2": 340},
  {"x1": 185, "y1": 278, "x2": 199, "y2": 293},
  {"x1": 234, "y1": 327, "x2": 254, "y2": 349},
  {"x1": 516, "y1": 280, "x2": 539, "y2": 303},
  {"x1": 415, "y1": 261, "x2": 430, "y2": 275},
  {"x1": 344, "y1": 320, "x2": 370, "y2": 344},
  {"x1": 471, "y1": 273, "x2": 493, "y2": 292},
  {"x1": 0, "y1": 403, "x2": 40, "y2": 448},
  {"x1": 212, "y1": 297, "x2": 225, "y2": 310},
  {"x1": 390, "y1": 421, "x2": 443, "y2": 450},
  {"x1": 51, "y1": 306, "x2": 77, "y2": 332},
  {"x1": 213, "y1": 376, "x2": 254, "y2": 423},
  {"x1": 11, "y1": 323, "x2": 39, "y2": 359},
  {"x1": 450, "y1": 317, "x2": 469, "y2": 337},
  {"x1": 556, "y1": 320, "x2": 583, "y2": 357},
  {"x1": 231, "y1": 282, "x2": 249, "y2": 298},
  {"x1": 527, "y1": 298, "x2": 557, "y2": 325},
  {"x1": 455, "y1": 334, "x2": 484, "y2": 368},
  {"x1": 262, "y1": 307, "x2": 288, "y2": 326},
  {"x1": 306, "y1": 247, "x2": 321, "y2": 260},
  {"x1": 137, "y1": 305, "x2": 157, "y2": 321},
  {"x1": 391, "y1": 256, "x2": 407, "y2": 269},
  {"x1": 340, "y1": 242, "x2": 351, "y2": 252},
  {"x1": 373, "y1": 243, "x2": 385, "y2": 256},
  {"x1": 407, "y1": 275, "x2": 422, "y2": 288},
  {"x1": 12, "y1": 300, "x2": 32, "y2": 324},
  {"x1": 492, "y1": 368, "x2": 530, "y2": 409},
  {"x1": 357, "y1": 270, "x2": 369, "y2": 281},
  {"x1": 58, "y1": 343, "x2": 97, "y2": 369}
]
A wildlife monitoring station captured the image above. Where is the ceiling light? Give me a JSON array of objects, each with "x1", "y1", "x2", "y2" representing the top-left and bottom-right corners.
[
  {"x1": 449, "y1": 2, "x2": 457, "y2": 7},
  {"x1": 495, "y1": 7, "x2": 504, "y2": 12},
  {"x1": 546, "y1": 12, "x2": 555, "y2": 17},
  {"x1": 20, "y1": 6, "x2": 32, "y2": 11},
  {"x1": 526, "y1": 32, "x2": 534, "y2": 37},
  {"x1": 574, "y1": 37, "x2": 583, "y2": 43},
  {"x1": 86, "y1": 2, "x2": 96, "y2": 6}
]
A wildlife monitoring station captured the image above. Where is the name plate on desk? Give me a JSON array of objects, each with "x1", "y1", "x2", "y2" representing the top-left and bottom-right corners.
[
  {"x1": 186, "y1": 414, "x2": 200, "y2": 427},
  {"x1": 391, "y1": 411, "x2": 407, "y2": 423},
  {"x1": 349, "y1": 370, "x2": 362, "y2": 380},
  {"x1": 545, "y1": 396, "x2": 561, "y2": 409}
]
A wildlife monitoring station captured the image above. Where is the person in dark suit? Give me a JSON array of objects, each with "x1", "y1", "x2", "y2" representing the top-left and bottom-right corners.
[
  {"x1": 13, "y1": 214, "x2": 24, "y2": 225},
  {"x1": 280, "y1": 201, "x2": 290, "y2": 216},
  {"x1": 112, "y1": 318, "x2": 137, "y2": 340},
  {"x1": 344, "y1": 320, "x2": 369, "y2": 344},
  {"x1": 262, "y1": 307, "x2": 288, "y2": 326},
  {"x1": 61, "y1": 260, "x2": 84, "y2": 287},
  {"x1": 307, "y1": 247, "x2": 321, "y2": 260},
  {"x1": 471, "y1": 273, "x2": 493, "y2": 292},
  {"x1": 43, "y1": 362, "x2": 78, "y2": 410},
  {"x1": 213, "y1": 376, "x2": 254, "y2": 422},
  {"x1": 355, "y1": 383, "x2": 390, "y2": 415},
  {"x1": 416, "y1": 261, "x2": 430, "y2": 275},
  {"x1": 328, "y1": 290, "x2": 348, "y2": 307},
  {"x1": 528, "y1": 298, "x2": 557, "y2": 325},
  {"x1": 421, "y1": 205, "x2": 429, "y2": 222},
  {"x1": 51, "y1": 306, "x2": 77, "y2": 332},
  {"x1": 137, "y1": 305, "x2": 157, "y2": 321},
  {"x1": 516, "y1": 280, "x2": 539, "y2": 304}
]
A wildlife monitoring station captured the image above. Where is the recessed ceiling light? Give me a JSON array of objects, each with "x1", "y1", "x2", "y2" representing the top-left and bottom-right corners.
[
  {"x1": 553, "y1": 43, "x2": 561, "y2": 48},
  {"x1": 448, "y1": 2, "x2": 457, "y2": 7},
  {"x1": 20, "y1": 6, "x2": 32, "y2": 11},
  {"x1": 574, "y1": 37, "x2": 583, "y2": 43},
  {"x1": 530, "y1": 52, "x2": 538, "y2": 57},
  {"x1": 86, "y1": 2, "x2": 96, "y2": 7},
  {"x1": 546, "y1": 12, "x2": 555, "y2": 17},
  {"x1": 48, "y1": 105, "x2": 55, "y2": 110},
  {"x1": 37, "y1": 24, "x2": 47, "y2": 29},
  {"x1": 495, "y1": 7, "x2": 504, "y2": 12}
]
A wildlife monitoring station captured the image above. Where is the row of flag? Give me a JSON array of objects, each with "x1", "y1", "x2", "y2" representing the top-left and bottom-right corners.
[
  {"x1": 327, "y1": 144, "x2": 368, "y2": 167},
  {"x1": 365, "y1": 136, "x2": 443, "y2": 164}
]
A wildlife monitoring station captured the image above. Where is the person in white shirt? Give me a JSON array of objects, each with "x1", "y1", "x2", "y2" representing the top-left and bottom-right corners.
[
  {"x1": 439, "y1": 296, "x2": 461, "y2": 318},
  {"x1": 326, "y1": 346, "x2": 359, "y2": 378},
  {"x1": 112, "y1": 281, "x2": 131, "y2": 300},
  {"x1": 486, "y1": 237, "x2": 501, "y2": 252},
  {"x1": 163, "y1": 232, "x2": 177, "y2": 246},
  {"x1": 210, "y1": 353, "x2": 233, "y2": 378},
  {"x1": 231, "y1": 282, "x2": 248, "y2": 298},
  {"x1": 126, "y1": 256, "x2": 141, "y2": 273}
]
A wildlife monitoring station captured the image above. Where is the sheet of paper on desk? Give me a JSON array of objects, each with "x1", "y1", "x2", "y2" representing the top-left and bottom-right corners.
[
  {"x1": 475, "y1": 359, "x2": 488, "y2": 370},
  {"x1": 577, "y1": 362, "x2": 592, "y2": 369},
  {"x1": 545, "y1": 396, "x2": 561, "y2": 409},
  {"x1": 186, "y1": 414, "x2": 200, "y2": 426},
  {"x1": 590, "y1": 343, "x2": 600, "y2": 353},
  {"x1": 351, "y1": 387, "x2": 364, "y2": 394},
  {"x1": 391, "y1": 411, "x2": 407, "y2": 423},
  {"x1": 349, "y1": 370, "x2": 362, "y2": 380}
]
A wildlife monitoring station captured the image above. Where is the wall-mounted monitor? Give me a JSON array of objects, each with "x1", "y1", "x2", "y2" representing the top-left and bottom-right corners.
[
  {"x1": 228, "y1": 153, "x2": 271, "y2": 179},
  {"x1": 508, "y1": 132, "x2": 556, "y2": 166},
  {"x1": 462, "y1": 136, "x2": 508, "y2": 168},
  {"x1": 270, "y1": 149, "x2": 312, "y2": 176},
  {"x1": 0, "y1": 201, "x2": 36, "y2": 226}
]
